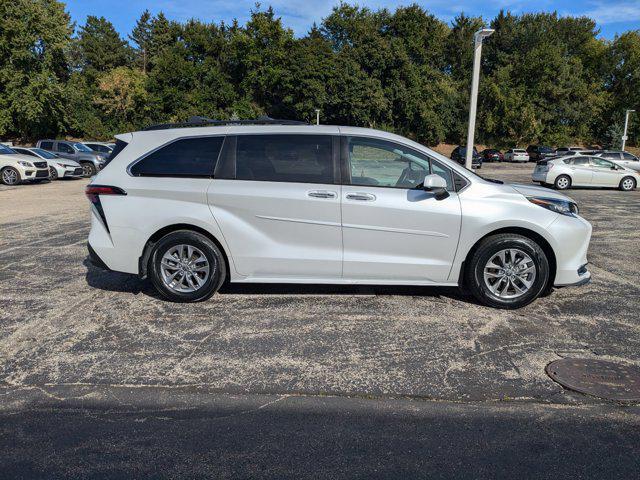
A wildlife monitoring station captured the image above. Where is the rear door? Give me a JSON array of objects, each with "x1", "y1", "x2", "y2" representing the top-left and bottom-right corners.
[
  {"x1": 340, "y1": 135, "x2": 462, "y2": 283},
  {"x1": 207, "y1": 133, "x2": 342, "y2": 279},
  {"x1": 565, "y1": 157, "x2": 593, "y2": 185}
]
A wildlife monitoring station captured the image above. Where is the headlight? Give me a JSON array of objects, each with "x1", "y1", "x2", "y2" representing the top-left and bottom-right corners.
[
  {"x1": 528, "y1": 196, "x2": 579, "y2": 216},
  {"x1": 56, "y1": 162, "x2": 66, "y2": 167},
  {"x1": 18, "y1": 160, "x2": 34, "y2": 167}
]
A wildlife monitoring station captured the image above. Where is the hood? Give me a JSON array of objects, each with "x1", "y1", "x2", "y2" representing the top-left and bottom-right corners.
[{"x1": 509, "y1": 183, "x2": 576, "y2": 203}]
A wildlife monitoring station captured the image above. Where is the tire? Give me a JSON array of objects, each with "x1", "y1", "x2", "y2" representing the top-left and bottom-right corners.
[
  {"x1": 81, "y1": 162, "x2": 96, "y2": 177},
  {"x1": 49, "y1": 166, "x2": 58, "y2": 181},
  {"x1": 148, "y1": 230, "x2": 226, "y2": 302},
  {"x1": 554, "y1": 175, "x2": 571, "y2": 190},
  {"x1": 464, "y1": 233, "x2": 550, "y2": 309},
  {"x1": 619, "y1": 176, "x2": 636, "y2": 191},
  {"x1": 1, "y1": 167, "x2": 21, "y2": 185}
]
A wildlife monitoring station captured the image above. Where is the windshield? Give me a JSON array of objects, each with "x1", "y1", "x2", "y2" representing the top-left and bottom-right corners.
[
  {"x1": 0, "y1": 144, "x2": 17, "y2": 154},
  {"x1": 32, "y1": 148, "x2": 58, "y2": 159},
  {"x1": 539, "y1": 146, "x2": 553, "y2": 152},
  {"x1": 72, "y1": 142, "x2": 93, "y2": 152}
]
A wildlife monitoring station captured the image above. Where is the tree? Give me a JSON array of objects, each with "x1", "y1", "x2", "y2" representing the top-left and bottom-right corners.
[
  {"x1": 129, "y1": 10, "x2": 152, "y2": 73},
  {"x1": 94, "y1": 67, "x2": 149, "y2": 131},
  {"x1": 78, "y1": 16, "x2": 130, "y2": 73},
  {"x1": 0, "y1": 0, "x2": 72, "y2": 139}
]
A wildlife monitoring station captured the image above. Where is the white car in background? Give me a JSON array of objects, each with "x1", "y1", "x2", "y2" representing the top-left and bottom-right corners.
[
  {"x1": 532, "y1": 155, "x2": 640, "y2": 191},
  {"x1": 504, "y1": 149, "x2": 529, "y2": 162},
  {"x1": 0, "y1": 144, "x2": 50, "y2": 185},
  {"x1": 86, "y1": 121, "x2": 592, "y2": 309},
  {"x1": 12, "y1": 147, "x2": 84, "y2": 180},
  {"x1": 595, "y1": 151, "x2": 640, "y2": 172}
]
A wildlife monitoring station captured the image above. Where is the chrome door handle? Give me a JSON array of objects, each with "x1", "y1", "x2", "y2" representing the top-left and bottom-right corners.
[
  {"x1": 308, "y1": 190, "x2": 337, "y2": 199},
  {"x1": 346, "y1": 192, "x2": 376, "y2": 201}
]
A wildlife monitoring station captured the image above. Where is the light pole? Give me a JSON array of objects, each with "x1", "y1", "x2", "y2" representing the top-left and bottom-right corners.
[
  {"x1": 465, "y1": 28, "x2": 494, "y2": 170},
  {"x1": 621, "y1": 109, "x2": 635, "y2": 151},
  {"x1": 315, "y1": 109, "x2": 321, "y2": 126}
]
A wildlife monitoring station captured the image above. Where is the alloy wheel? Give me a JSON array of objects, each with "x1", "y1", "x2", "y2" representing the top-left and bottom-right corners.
[
  {"x1": 82, "y1": 164, "x2": 93, "y2": 176},
  {"x1": 2, "y1": 169, "x2": 18, "y2": 185},
  {"x1": 622, "y1": 178, "x2": 635, "y2": 191},
  {"x1": 483, "y1": 248, "x2": 537, "y2": 299},
  {"x1": 160, "y1": 244, "x2": 210, "y2": 293},
  {"x1": 556, "y1": 177, "x2": 570, "y2": 189},
  {"x1": 49, "y1": 166, "x2": 58, "y2": 180}
]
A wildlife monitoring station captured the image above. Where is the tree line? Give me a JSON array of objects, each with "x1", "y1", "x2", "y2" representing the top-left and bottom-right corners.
[{"x1": 1, "y1": 0, "x2": 638, "y2": 148}]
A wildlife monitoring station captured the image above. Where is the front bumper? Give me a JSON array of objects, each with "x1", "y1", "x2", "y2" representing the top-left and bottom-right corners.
[{"x1": 22, "y1": 167, "x2": 50, "y2": 181}]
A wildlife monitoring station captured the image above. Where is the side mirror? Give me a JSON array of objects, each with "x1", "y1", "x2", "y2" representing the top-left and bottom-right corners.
[{"x1": 422, "y1": 174, "x2": 450, "y2": 200}]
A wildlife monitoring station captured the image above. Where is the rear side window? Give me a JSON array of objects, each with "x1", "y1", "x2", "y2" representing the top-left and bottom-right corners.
[
  {"x1": 236, "y1": 135, "x2": 333, "y2": 184},
  {"x1": 40, "y1": 141, "x2": 53, "y2": 150},
  {"x1": 130, "y1": 136, "x2": 224, "y2": 177}
]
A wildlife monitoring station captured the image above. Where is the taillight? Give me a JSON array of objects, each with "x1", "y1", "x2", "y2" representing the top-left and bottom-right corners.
[{"x1": 85, "y1": 185, "x2": 126, "y2": 233}]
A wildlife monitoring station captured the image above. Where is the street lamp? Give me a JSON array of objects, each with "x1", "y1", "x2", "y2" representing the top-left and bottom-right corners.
[
  {"x1": 621, "y1": 109, "x2": 635, "y2": 151},
  {"x1": 465, "y1": 28, "x2": 494, "y2": 170},
  {"x1": 315, "y1": 109, "x2": 321, "y2": 126}
]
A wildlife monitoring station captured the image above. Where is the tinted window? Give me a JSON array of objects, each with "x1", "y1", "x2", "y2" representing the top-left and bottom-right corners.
[
  {"x1": 40, "y1": 141, "x2": 53, "y2": 150},
  {"x1": 131, "y1": 136, "x2": 223, "y2": 177},
  {"x1": 0, "y1": 144, "x2": 17, "y2": 154},
  {"x1": 58, "y1": 143, "x2": 74, "y2": 154},
  {"x1": 87, "y1": 143, "x2": 111, "y2": 153},
  {"x1": 32, "y1": 148, "x2": 57, "y2": 159},
  {"x1": 236, "y1": 135, "x2": 333, "y2": 184},
  {"x1": 15, "y1": 149, "x2": 37, "y2": 157},
  {"x1": 623, "y1": 152, "x2": 637, "y2": 161},
  {"x1": 102, "y1": 139, "x2": 128, "y2": 169}
]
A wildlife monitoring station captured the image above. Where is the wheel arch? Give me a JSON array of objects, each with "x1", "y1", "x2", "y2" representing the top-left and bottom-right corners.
[
  {"x1": 139, "y1": 223, "x2": 231, "y2": 281},
  {"x1": 459, "y1": 226, "x2": 557, "y2": 289}
]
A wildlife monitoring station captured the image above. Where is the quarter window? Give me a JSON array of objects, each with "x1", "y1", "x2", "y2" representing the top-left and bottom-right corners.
[
  {"x1": 235, "y1": 135, "x2": 333, "y2": 184},
  {"x1": 40, "y1": 141, "x2": 53, "y2": 150},
  {"x1": 130, "y1": 136, "x2": 223, "y2": 177}
]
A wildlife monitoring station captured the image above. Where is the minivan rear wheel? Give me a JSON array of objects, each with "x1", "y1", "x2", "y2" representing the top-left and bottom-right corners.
[
  {"x1": 465, "y1": 234, "x2": 550, "y2": 309},
  {"x1": 149, "y1": 230, "x2": 226, "y2": 302}
]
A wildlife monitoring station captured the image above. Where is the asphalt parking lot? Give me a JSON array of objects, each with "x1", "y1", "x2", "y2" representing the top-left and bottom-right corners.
[{"x1": 1, "y1": 162, "x2": 639, "y2": 478}]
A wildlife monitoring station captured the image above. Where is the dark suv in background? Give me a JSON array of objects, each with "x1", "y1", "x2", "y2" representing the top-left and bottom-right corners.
[
  {"x1": 526, "y1": 145, "x2": 555, "y2": 162},
  {"x1": 451, "y1": 146, "x2": 482, "y2": 169},
  {"x1": 36, "y1": 139, "x2": 107, "y2": 177}
]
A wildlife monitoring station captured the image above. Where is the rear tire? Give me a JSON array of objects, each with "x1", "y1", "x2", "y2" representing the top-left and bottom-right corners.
[
  {"x1": 148, "y1": 230, "x2": 226, "y2": 302},
  {"x1": 554, "y1": 175, "x2": 571, "y2": 190},
  {"x1": 619, "y1": 176, "x2": 636, "y2": 191},
  {"x1": 464, "y1": 234, "x2": 550, "y2": 309}
]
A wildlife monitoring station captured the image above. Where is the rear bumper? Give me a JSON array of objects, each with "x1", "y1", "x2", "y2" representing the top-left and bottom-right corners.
[{"x1": 87, "y1": 243, "x2": 111, "y2": 271}]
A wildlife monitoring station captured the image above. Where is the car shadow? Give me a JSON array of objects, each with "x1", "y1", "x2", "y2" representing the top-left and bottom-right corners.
[{"x1": 83, "y1": 257, "x2": 479, "y2": 305}]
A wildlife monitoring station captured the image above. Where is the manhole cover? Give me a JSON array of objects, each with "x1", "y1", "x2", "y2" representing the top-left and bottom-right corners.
[{"x1": 546, "y1": 358, "x2": 640, "y2": 402}]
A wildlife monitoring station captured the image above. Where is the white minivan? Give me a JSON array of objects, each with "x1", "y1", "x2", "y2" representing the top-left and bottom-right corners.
[{"x1": 86, "y1": 120, "x2": 592, "y2": 309}]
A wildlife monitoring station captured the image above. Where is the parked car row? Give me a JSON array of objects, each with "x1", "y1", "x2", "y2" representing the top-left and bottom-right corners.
[{"x1": 0, "y1": 141, "x2": 114, "y2": 185}]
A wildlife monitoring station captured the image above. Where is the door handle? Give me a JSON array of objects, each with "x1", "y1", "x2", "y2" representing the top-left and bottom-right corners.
[
  {"x1": 307, "y1": 190, "x2": 337, "y2": 199},
  {"x1": 346, "y1": 192, "x2": 376, "y2": 201}
]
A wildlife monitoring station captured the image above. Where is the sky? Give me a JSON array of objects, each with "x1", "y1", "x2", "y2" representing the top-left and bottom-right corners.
[{"x1": 63, "y1": 0, "x2": 640, "y2": 40}]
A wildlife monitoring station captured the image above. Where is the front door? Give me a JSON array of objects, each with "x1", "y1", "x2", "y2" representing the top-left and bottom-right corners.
[
  {"x1": 207, "y1": 133, "x2": 343, "y2": 279},
  {"x1": 590, "y1": 157, "x2": 621, "y2": 186},
  {"x1": 340, "y1": 136, "x2": 462, "y2": 283}
]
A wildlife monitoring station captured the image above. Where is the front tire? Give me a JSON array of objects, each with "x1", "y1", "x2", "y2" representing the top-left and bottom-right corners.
[
  {"x1": 1, "y1": 167, "x2": 21, "y2": 185},
  {"x1": 49, "y1": 166, "x2": 59, "y2": 180},
  {"x1": 81, "y1": 162, "x2": 96, "y2": 177},
  {"x1": 619, "y1": 176, "x2": 636, "y2": 191},
  {"x1": 465, "y1": 234, "x2": 550, "y2": 309},
  {"x1": 554, "y1": 175, "x2": 571, "y2": 190},
  {"x1": 148, "y1": 230, "x2": 226, "y2": 302}
]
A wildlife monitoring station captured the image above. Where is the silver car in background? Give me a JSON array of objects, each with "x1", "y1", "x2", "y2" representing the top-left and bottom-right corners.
[
  {"x1": 532, "y1": 155, "x2": 640, "y2": 191},
  {"x1": 595, "y1": 151, "x2": 640, "y2": 172}
]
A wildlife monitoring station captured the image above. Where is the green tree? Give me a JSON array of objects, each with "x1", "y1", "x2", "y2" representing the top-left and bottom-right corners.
[
  {"x1": 0, "y1": 0, "x2": 72, "y2": 139},
  {"x1": 78, "y1": 16, "x2": 130, "y2": 73},
  {"x1": 129, "y1": 10, "x2": 152, "y2": 73}
]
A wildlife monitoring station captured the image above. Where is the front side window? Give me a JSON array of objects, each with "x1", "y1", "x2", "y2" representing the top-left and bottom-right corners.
[
  {"x1": 590, "y1": 157, "x2": 615, "y2": 169},
  {"x1": 347, "y1": 137, "x2": 452, "y2": 190},
  {"x1": 57, "y1": 143, "x2": 74, "y2": 154},
  {"x1": 236, "y1": 135, "x2": 333, "y2": 184},
  {"x1": 131, "y1": 136, "x2": 223, "y2": 177}
]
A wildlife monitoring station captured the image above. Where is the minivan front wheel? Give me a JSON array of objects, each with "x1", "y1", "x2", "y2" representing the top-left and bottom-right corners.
[
  {"x1": 149, "y1": 230, "x2": 226, "y2": 302},
  {"x1": 465, "y1": 234, "x2": 550, "y2": 309}
]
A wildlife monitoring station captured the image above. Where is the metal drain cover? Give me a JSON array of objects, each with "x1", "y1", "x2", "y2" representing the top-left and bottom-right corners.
[{"x1": 546, "y1": 358, "x2": 640, "y2": 402}]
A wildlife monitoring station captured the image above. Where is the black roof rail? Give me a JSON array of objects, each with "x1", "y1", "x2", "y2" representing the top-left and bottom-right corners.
[{"x1": 142, "y1": 115, "x2": 308, "y2": 131}]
